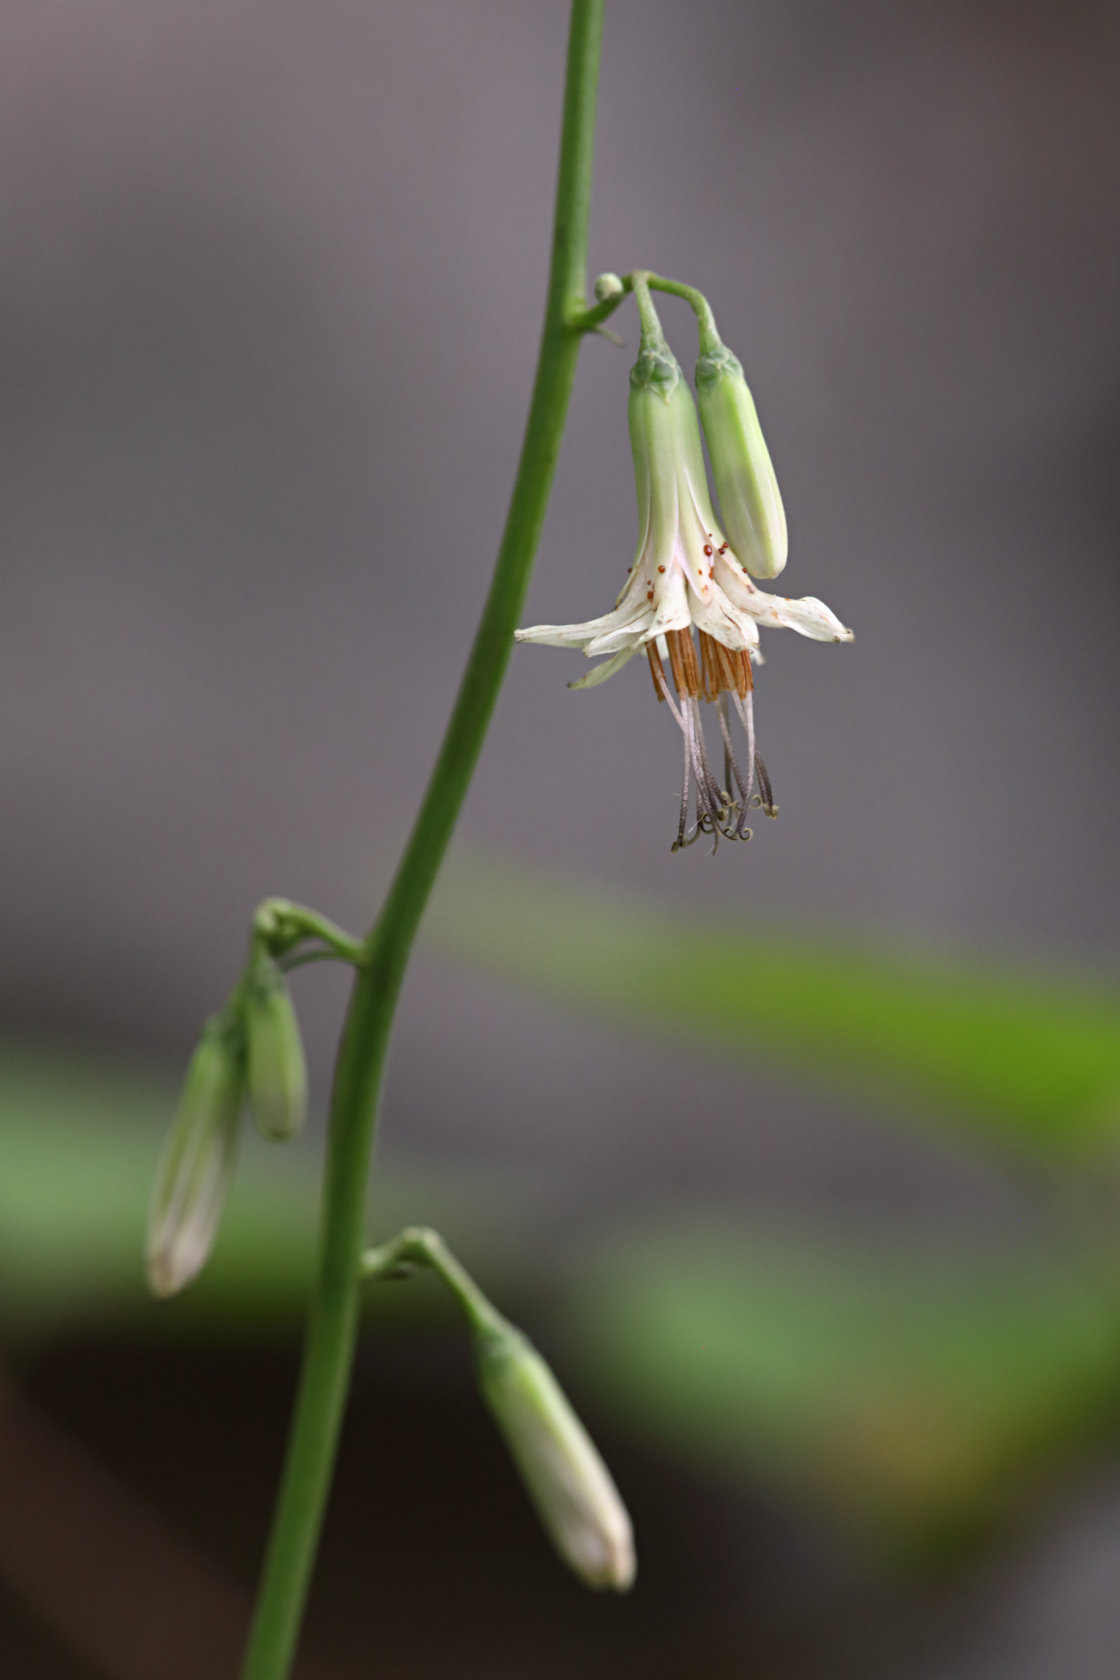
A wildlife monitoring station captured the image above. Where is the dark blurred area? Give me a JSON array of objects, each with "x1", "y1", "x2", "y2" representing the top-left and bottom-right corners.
[{"x1": 2, "y1": 1, "x2": 1119, "y2": 1675}]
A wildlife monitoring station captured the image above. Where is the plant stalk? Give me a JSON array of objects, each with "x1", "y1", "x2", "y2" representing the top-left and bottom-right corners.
[{"x1": 238, "y1": 4, "x2": 605, "y2": 1676}]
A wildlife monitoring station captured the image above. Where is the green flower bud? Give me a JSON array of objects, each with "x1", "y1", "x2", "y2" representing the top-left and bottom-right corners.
[
  {"x1": 695, "y1": 345, "x2": 788, "y2": 579},
  {"x1": 146, "y1": 1014, "x2": 243, "y2": 1299},
  {"x1": 244, "y1": 956, "x2": 308, "y2": 1143},
  {"x1": 474, "y1": 1320, "x2": 635, "y2": 1592}
]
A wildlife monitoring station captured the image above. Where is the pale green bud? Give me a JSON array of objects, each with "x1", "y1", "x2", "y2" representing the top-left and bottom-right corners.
[
  {"x1": 475, "y1": 1321, "x2": 635, "y2": 1592},
  {"x1": 593, "y1": 271, "x2": 624, "y2": 302},
  {"x1": 244, "y1": 956, "x2": 308, "y2": 1143},
  {"x1": 146, "y1": 1014, "x2": 243, "y2": 1299},
  {"x1": 695, "y1": 345, "x2": 788, "y2": 579}
]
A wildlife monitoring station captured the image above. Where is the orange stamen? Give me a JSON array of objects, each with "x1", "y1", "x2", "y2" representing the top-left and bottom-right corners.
[
  {"x1": 646, "y1": 642, "x2": 667, "y2": 703},
  {"x1": 665, "y1": 629, "x2": 701, "y2": 698},
  {"x1": 697, "y1": 631, "x2": 754, "y2": 699}
]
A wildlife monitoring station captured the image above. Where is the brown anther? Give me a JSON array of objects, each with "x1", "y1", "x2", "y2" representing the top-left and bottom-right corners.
[
  {"x1": 697, "y1": 631, "x2": 754, "y2": 699},
  {"x1": 646, "y1": 642, "x2": 668, "y2": 703},
  {"x1": 698, "y1": 628, "x2": 719, "y2": 702},
  {"x1": 657, "y1": 565, "x2": 665, "y2": 573},
  {"x1": 736, "y1": 648, "x2": 754, "y2": 695},
  {"x1": 703, "y1": 543, "x2": 713, "y2": 557},
  {"x1": 665, "y1": 628, "x2": 701, "y2": 698}
]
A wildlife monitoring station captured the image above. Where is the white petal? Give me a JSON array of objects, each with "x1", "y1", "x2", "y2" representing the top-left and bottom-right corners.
[
  {"x1": 689, "y1": 587, "x2": 761, "y2": 653},
  {"x1": 710, "y1": 556, "x2": 851, "y2": 641},
  {"x1": 646, "y1": 562, "x2": 692, "y2": 642},
  {"x1": 583, "y1": 610, "x2": 652, "y2": 657},
  {"x1": 516, "y1": 567, "x2": 656, "y2": 652},
  {"x1": 711, "y1": 551, "x2": 762, "y2": 607},
  {"x1": 749, "y1": 592, "x2": 853, "y2": 641},
  {"x1": 516, "y1": 621, "x2": 603, "y2": 650}
]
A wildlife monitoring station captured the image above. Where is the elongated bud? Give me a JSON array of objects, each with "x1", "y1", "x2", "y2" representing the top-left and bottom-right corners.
[
  {"x1": 244, "y1": 955, "x2": 308, "y2": 1143},
  {"x1": 474, "y1": 1320, "x2": 635, "y2": 1592},
  {"x1": 695, "y1": 345, "x2": 788, "y2": 579},
  {"x1": 146, "y1": 1014, "x2": 243, "y2": 1299}
]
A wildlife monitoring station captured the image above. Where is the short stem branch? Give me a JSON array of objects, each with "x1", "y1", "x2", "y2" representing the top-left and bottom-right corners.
[
  {"x1": 254, "y1": 900, "x2": 365, "y2": 965},
  {"x1": 362, "y1": 1226, "x2": 507, "y2": 1339},
  {"x1": 569, "y1": 270, "x2": 723, "y2": 357},
  {"x1": 629, "y1": 271, "x2": 666, "y2": 347},
  {"x1": 644, "y1": 273, "x2": 723, "y2": 354}
]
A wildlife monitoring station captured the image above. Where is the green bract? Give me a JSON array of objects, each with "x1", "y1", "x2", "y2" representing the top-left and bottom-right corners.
[{"x1": 696, "y1": 345, "x2": 788, "y2": 580}]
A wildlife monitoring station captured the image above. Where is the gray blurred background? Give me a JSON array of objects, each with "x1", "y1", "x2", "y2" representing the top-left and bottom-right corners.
[{"x1": 1, "y1": 2, "x2": 1119, "y2": 1676}]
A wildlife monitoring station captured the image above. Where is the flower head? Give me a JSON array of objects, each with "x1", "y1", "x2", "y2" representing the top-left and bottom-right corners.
[{"x1": 516, "y1": 334, "x2": 852, "y2": 849}]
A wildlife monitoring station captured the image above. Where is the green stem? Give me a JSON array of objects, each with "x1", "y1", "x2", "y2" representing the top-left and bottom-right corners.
[
  {"x1": 238, "y1": 5, "x2": 605, "y2": 1677},
  {"x1": 629, "y1": 271, "x2": 667, "y2": 346},
  {"x1": 571, "y1": 270, "x2": 723, "y2": 356},
  {"x1": 361, "y1": 1226, "x2": 508, "y2": 1339},
  {"x1": 253, "y1": 900, "x2": 365, "y2": 965},
  {"x1": 644, "y1": 273, "x2": 722, "y2": 355}
]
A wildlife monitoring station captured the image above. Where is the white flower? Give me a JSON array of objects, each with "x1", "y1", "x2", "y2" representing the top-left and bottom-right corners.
[{"x1": 516, "y1": 345, "x2": 852, "y2": 849}]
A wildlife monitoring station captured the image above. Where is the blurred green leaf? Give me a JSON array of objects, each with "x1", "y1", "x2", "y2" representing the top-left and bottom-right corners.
[
  {"x1": 0, "y1": 1043, "x2": 558, "y2": 1335},
  {"x1": 429, "y1": 858, "x2": 1120, "y2": 1162},
  {"x1": 564, "y1": 1215, "x2": 1120, "y2": 1556}
]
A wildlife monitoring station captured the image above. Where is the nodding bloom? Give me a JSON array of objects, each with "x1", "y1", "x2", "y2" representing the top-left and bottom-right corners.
[{"x1": 515, "y1": 336, "x2": 852, "y2": 850}]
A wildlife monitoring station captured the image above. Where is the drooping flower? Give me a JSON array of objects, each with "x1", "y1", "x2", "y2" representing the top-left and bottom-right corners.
[{"x1": 515, "y1": 332, "x2": 852, "y2": 849}]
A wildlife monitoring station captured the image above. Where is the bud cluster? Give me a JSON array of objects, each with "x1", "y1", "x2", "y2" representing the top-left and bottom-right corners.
[{"x1": 145, "y1": 901, "x2": 323, "y2": 1299}]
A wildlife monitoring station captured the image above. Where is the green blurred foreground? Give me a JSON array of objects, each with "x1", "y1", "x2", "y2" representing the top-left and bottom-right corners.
[{"x1": 2, "y1": 855, "x2": 1120, "y2": 1563}]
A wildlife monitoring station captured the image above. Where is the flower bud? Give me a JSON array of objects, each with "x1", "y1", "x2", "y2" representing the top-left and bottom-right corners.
[
  {"x1": 594, "y1": 271, "x2": 624, "y2": 302},
  {"x1": 244, "y1": 956, "x2": 308, "y2": 1143},
  {"x1": 695, "y1": 345, "x2": 788, "y2": 579},
  {"x1": 146, "y1": 1014, "x2": 243, "y2": 1299},
  {"x1": 474, "y1": 1320, "x2": 635, "y2": 1592}
]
